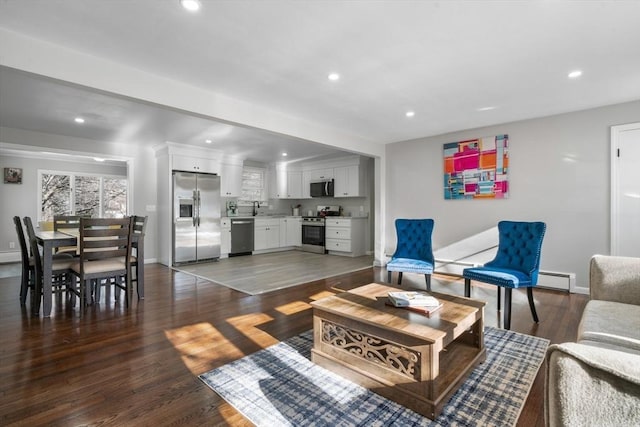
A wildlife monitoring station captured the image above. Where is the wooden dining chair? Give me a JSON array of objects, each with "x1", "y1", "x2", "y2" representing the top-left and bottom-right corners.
[
  {"x1": 14, "y1": 216, "x2": 35, "y2": 306},
  {"x1": 131, "y1": 215, "x2": 147, "y2": 299},
  {"x1": 23, "y1": 216, "x2": 75, "y2": 312},
  {"x1": 70, "y1": 217, "x2": 133, "y2": 307},
  {"x1": 53, "y1": 215, "x2": 83, "y2": 254}
]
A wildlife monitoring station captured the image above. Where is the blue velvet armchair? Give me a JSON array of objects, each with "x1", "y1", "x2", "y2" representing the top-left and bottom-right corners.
[
  {"x1": 463, "y1": 220, "x2": 546, "y2": 330},
  {"x1": 386, "y1": 219, "x2": 435, "y2": 291}
]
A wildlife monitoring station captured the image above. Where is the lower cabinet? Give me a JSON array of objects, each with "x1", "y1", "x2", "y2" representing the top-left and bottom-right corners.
[
  {"x1": 325, "y1": 218, "x2": 366, "y2": 257},
  {"x1": 221, "y1": 217, "x2": 231, "y2": 256},
  {"x1": 280, "y1": 217, "x2": 302, "y2": 247},
  {"x1": 254, "y1": 218, "x2": 280, "y2": 251}
]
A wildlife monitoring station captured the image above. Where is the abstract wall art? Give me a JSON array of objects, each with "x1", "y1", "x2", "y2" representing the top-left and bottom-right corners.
[{"x1": 443, "y1": 134, "x2": 508, "y2": 200}]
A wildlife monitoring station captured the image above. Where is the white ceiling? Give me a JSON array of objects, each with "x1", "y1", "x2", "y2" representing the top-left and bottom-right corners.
[{"x1": 1, "y1": 1, "x2": 639, "y2": 164}]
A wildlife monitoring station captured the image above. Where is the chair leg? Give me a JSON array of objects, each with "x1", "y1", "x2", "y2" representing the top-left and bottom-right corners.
[
  {"x1": 387, "y1": 271, "x2": 392, "y2": 283},
  {"x1": 424, "y1": 274, "x2": 431, "y2": 292},
  {"x1": 504, "y1": 288, "x2": 512, "y2": 330},
  {"x1": 497, "y1": 287, "x2": 501, "y2": 311},
  {"x1": 527, "y1": 287, "x2": 539, "y2": 323},
  {"x1": 398, "y1": 272, "x2": 403, "y2": 285},
  {"x1": 464, "y1": 278, "x2": 471, "y2": 297}
]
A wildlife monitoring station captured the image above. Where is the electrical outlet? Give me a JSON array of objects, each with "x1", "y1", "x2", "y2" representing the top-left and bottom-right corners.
[{"x1": 9, "y1": 241, "x2": 15, "y2": 249}]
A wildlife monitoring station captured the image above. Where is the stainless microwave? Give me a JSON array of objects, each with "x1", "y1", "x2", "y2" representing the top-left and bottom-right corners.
[{"x1": 310, "y1": 179, "x2": 334, "y2": 197}]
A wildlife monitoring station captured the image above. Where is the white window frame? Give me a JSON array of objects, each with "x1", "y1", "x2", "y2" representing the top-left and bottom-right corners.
[
  {"x1": 37, "y1": 169, "x2": 128, "y2": 221},
  {"x1": 238, "y1": 166, "x2": 268, "y2": 206}
]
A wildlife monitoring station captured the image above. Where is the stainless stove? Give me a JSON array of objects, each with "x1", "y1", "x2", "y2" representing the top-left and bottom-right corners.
[{"x1": 300, "y1": 205, "x2": 340, "y2": 254}]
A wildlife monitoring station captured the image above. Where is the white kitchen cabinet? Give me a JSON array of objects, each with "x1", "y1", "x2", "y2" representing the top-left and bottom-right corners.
[
  {"x1": 172, "y1": 154, "x2": 219, "y2": 174},
  {"x1": 254, "y1": 218, "x2": 280, "y2": 251},
  {"x1": 325, "y1": 218, "x2": 367, "y2": 257},
  {"x1": 287, "y1": 171, "x2": 303, "y2": 198},
  {"x1": 221, "y1": 217, "x2": 231, "y2": 256},
  {"x1": 272, "y1": 166, "x2": 303, "y2": 199},
  {"x1": 279, "y1": 217, "x2": 302, "y2": 247},
  {"x1": 334, "y1": 165, "x2": 363, "y2": 197},
  {"x1": 220, "y1": 162, "x2": 243, "y2": 197}
]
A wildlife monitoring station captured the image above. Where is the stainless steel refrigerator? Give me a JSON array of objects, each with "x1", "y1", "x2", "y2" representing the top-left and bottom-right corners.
[{"x1": 173, "y1": 171, "x2": 221, "y2": 265}]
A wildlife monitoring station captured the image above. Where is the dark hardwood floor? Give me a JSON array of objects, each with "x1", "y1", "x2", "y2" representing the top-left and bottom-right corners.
[{"x1": 0, "y1": 263, "x2": 589, "y2": 426}]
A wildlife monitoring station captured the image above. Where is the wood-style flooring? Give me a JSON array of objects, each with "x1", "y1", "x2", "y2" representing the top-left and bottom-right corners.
[
  {"x1": 0, "y1": 256, "x2": 589, "y2": 426},
  {"x1": 176, "y1": 251, "x2": 374, "y2": 294}
]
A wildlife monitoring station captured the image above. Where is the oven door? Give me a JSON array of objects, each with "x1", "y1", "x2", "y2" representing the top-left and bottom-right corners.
[{"x1": 301, "y1": 223, "x2": 325, "y2": 254}]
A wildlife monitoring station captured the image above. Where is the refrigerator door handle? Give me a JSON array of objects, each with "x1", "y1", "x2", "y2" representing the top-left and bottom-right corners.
[
  {"x1": 192, "y1": 190, "x2": 197, "y2": 227},
  {"x1": 197, "y1": 190, "x2": 201, "y2": 227}
]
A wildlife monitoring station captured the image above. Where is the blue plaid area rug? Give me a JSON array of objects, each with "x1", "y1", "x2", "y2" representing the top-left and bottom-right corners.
[{"x1": 199, "y1": 327, "x2": 548, "y2": 426}]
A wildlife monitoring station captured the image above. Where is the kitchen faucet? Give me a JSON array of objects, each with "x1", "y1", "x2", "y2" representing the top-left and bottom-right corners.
[{"x1": 252, "y1": 201, "x2": 260, "y2": 216}]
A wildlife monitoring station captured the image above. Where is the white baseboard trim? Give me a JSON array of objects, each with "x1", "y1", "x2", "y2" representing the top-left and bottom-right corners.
[
  {"x1": 0, "y1": 251, "x2": 20, "y2": 264},
  {"x1": 143, "y1": 258, "x2": 158, "y2": 264},
  {"x1": 432, "y1": 258, "x2": 576, "y2": 293}
]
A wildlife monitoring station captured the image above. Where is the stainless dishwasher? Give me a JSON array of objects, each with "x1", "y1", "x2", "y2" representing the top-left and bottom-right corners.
[{"x1": 230, "y1": 218, "x2": 254, "y2": 256}]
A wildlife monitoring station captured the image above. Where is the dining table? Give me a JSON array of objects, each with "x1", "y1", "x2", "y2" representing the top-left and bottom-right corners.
[{"x1": 34, "y1": 230, "x2": 144, "y2": 317}]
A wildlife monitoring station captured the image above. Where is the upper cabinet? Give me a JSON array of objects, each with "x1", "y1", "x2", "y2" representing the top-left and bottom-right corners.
[
  {"x1": 172, "y1": 154, "x2": 219, "y2": 174},
  {"x1": 271, "y1": 165, "x2": 303, "y2": 199},
  {"x1": 334, "y1": 164, "x2": 363, "y2": 198},
  {"x1": 220, "y1": 161, "x2": 243, "y2": 197}
]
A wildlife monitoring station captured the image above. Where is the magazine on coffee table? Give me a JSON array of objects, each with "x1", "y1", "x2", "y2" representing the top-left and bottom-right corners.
[
  {"x1": 386, "y1": 291, "x2": 442, "y2": 317},
  {"x1": 387, "y1": 291, "x2": 440, "y2": 307}
]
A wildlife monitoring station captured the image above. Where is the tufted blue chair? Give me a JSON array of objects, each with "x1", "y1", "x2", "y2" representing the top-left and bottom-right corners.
[
  {"x1": 386, "y1": 219, "x2": 435, "y2": 291},
  {"x1": 463, "y1": 220, "x2": 546, "y2": 330}
]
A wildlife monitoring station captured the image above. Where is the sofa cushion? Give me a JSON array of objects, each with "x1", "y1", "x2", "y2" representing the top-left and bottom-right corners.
[
  {"x1": 545, "y1": 342, "x2": 640, "y2": 427},
  {"x1": 578, "y1": 300, "x2": 640, "y2": 353}
]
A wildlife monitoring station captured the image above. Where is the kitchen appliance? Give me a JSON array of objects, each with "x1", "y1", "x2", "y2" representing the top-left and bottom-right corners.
[
  {"x1": 226, "y1": 200, "x2": 238, "y2": 217},
  {"x1": 230, "y1": 218, "x2": 254, "y2": 256},
  {"x1": 310, "y1": 179, "x2": 334, "y2": 198},
  {"x1": 173, "y1": 171, "x2": 221, "y2": 265},
  {"x1": 301, "y1": 205, "x2": 340, "y2": 253}
]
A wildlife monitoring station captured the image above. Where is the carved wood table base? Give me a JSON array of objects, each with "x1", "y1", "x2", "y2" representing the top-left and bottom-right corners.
[{"x1": 311, "y1": 283, "x2": 486, "y2": 419}]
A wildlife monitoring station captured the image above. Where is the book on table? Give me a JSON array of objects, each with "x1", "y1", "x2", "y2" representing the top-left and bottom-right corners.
[
  {"x1": 387, "y1": 291, "x2": 440, "y2": 307},
  {"x1": 387, "y1": 291, "x2": 442, "y2": 317}
]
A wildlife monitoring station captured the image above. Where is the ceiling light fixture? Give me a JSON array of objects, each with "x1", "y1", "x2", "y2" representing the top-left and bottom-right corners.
[
  {"x1": 205, "y1": 139, "x2": 212, "y2": 144},
  {"x1": 282, "y1": 152, "x2": 288, "y2": 157},
  {"x1": 568, "y1": 70, "x2": 583, "y2": 79},
  {"x1": 328, "y1": 73, "x2": 340, "y2": 81},
  {"x1": 476, "y1": 106, "x2": 496, "y2": 112},
  {"x1": 93, "y1": 157, "x2": 105, "y2": 162},
  {"x1": 74, "y1": 117, "x2": 85, "y2": 124},
  {"x1": 405, "y1": 111, "x2": 415, "y2": 118},
  {"x1": 180, "y1": 0, "x2": 201, "y2": 12}
]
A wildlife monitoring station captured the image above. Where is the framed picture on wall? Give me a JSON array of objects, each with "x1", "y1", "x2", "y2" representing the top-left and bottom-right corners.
[
  {"x1": 443, "y1": 134, "x2": 509, "y2": 200},
  {"x1": 4, "y1": 167, "x2": 23, "y2": 184}
]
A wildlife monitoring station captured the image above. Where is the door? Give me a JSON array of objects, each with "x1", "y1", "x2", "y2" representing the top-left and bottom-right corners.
[
  {"x1": 196, "y1": 174, "x2": 221, "y2": 260},
  {"x1": 611, "y1": 122, "x2": 640, "y2": 256},
  {"x1": 173, "y1": 172, "x2": 197, "y2": 264}
]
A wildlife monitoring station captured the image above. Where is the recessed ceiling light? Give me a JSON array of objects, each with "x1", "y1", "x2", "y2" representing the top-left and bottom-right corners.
[
  {"x1": 405, "y1": 111, "x2": 415, "y2": 118},
  {"x1": 328, "y1": 73, "x2": 340, "y2": 81},
  {"x1": 180, "y1": 0, "x2": 201, "y2": 12},
  {"x1": 74, "y1": 117, "x2": 85, "y2": 124},
  {"x1": 568, "y1": 70, "x2": 583, "y2": 79},
  {"x1": 476, "y1": 106, "x2": 496, "y2": 112},
  {"x1": 93, "y1": 157, "x2": 105, "y2": 162},
  {"x1": 205, "y1": 139, "x2": 212, "y2": 144},
  {"x1": 282, "y1": 152, "x2": 288, "y2": 157}
]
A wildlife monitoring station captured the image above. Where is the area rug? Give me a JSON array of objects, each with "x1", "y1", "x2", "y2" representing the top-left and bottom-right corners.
[
  {"x1": 199, "y1": 327, "x2": 549, "y2": 426},
  {"x1": 174, "y1": 251, "x2": 374, "y2": 295}
]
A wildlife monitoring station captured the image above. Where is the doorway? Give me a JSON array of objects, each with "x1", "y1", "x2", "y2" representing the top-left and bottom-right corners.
[{"x1": 611, "y1": 122, "x2": 640, "y2": 257}]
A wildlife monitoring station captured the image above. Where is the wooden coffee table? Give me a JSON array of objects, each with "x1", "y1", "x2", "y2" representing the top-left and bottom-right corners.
[{"x1": 310, "y1": 282, "x2": 485, "y2": 419}]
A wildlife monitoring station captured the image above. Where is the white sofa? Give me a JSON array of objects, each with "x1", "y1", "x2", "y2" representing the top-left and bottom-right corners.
[{"x1": 544, "y1": 255, "x2": 640, "y2": 426}]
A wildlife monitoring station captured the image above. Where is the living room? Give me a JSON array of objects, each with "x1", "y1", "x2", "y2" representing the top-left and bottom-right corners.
[{"x1": 1, "y1": 2, "x2": 639, "y2": 426}]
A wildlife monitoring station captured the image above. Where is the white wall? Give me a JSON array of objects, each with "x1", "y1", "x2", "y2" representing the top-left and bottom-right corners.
[
  {"x1": 385, "y1": 99, "x2": 640, "y2": 288},
  {"x1": 0, "y1": 127, "x2": 158, "y2": 262}
]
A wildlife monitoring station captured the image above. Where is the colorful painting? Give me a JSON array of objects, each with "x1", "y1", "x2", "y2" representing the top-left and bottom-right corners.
[{"x1": 443, "y1": 134, "x2": 508, "y2": 200}]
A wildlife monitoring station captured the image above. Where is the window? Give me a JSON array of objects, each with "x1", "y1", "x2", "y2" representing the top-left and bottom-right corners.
[
  {"x1": 238, "y1": 166, "x2": 267, "y2": 205},
  {"x1": 39, "y1": 171, "x2": 128, "y2": 221}
]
